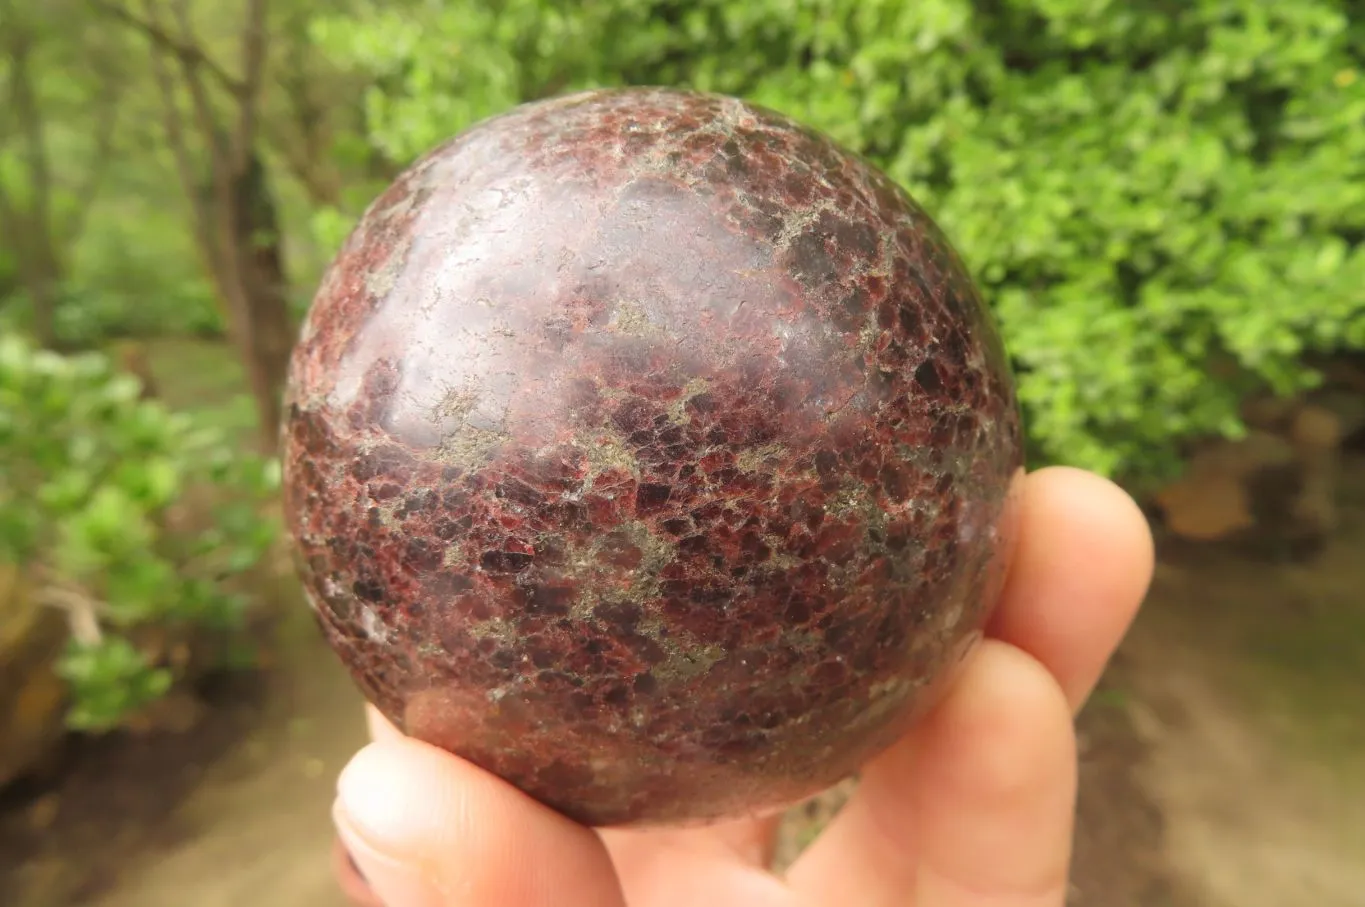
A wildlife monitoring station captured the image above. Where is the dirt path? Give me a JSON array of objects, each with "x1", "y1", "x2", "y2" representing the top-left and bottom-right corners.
[
  {"x1": 84, "y1": 614, "x2": 368, "y2": 907},
  {"x1": 1127, "y1": 641, "x2": 1365, "y2": 907},
  {"x1": 1121, "y1": 520, "x2": 1365, "y2": 907},
  {"x1": 0, "y1": 605, "x2": 368, "y2": 907}
]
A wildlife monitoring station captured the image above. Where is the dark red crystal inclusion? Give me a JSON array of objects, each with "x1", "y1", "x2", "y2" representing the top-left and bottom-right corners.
[{"x1": 282, "y1": 87, "x2": 1024, "y2": 827}]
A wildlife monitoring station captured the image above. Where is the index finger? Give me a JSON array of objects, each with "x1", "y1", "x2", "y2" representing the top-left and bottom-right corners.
[
  {"x1": 784, "y1": 465, "x2": 1152, "y2": 905},
  {"x1": 985, "y1": 466, "x2": 1154, "y2": 710}
]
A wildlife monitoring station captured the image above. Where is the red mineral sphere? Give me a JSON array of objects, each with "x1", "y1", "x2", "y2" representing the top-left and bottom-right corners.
[{"x1": 283, "y1": 87, "x2": 1024, "y2": 827}]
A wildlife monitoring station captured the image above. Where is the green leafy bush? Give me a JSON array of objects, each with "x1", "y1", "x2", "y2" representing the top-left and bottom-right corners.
[
  {"x1": 0, "y1": 336, "x2": 279, "y2": 731},
  {"x1": 314, "y1": 0, "x2": 1364, "y2": 481},
  {"x1": 0, "y1": 255, "x2": 225, "y2": 351},
  {"x1": 55, "y1": 209, "x2": 227, "y2": 346},
  {"x1": 52, "y1": 279, "x2": 225, "y2": 348}
]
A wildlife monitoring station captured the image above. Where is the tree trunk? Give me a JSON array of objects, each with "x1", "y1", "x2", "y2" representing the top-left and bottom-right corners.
[
  {"x1": 29, "y1": 228, "x2": 67, "y2": 348},
  {"x1": 0, "y1": 212, "x2": 64, "y2": 349},
  {"x1": 198, "y1": 146, "x2": 294, "y2": 454},
  {"x1": 0, "y1": 15, "x2": 63, "y2": 350},
  {"x1": 230, "y1": 149, "x2": 294, "y2": 451},
  {"x1": 100, "y1": 0, "x2": 287, "y2": 451},
  {"x1": 25, "y1": 266, "x2": 59, "y2": 349}
]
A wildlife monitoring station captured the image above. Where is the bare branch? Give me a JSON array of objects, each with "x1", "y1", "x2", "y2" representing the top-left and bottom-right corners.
[
  {"x1": 0, "y1": 173, "x2": 19, "y2": 220},
  {"x1": 37, "y1": 585, "x2": 107, "y2": 647},
  {"x1": 141, "y1": 1, "x2": 213, "y2": 260},
  {"x1": 63, "y1": 58, "x2": 125, "y2": 245},
  {"x1": 281, "y1": 13, "x2": 321, "y2": 156},
  {"x1": 86, "y1": 0, "x2": 245, "y2": 97},
  {"x1": 0, "y1": 0, "x2": 15, "y2": 138},
  {"x1": 156, "y1": 0, "x2": 261, "y2": 399},
  {"x1": 234, "y1": 0, "x2": 268, "y2": 170},
  {"x1": 0, "y1": 179, "x2": 27, "y2": 256},
  {"x1": 163, "y1": 0, "x2": 231, "y2": 171},
  {"x1": 3, "y1": 18, "x2": 55, "y2": 248},
  {"x1": 266, "y1": 12, "x2": 342, "y2": 206},
  {"x1": 266, "y1": 129, "x2": 341, "y2": 206},
  {"x1": 0, "y1": 11, "x2": 64, "y2": 342}
]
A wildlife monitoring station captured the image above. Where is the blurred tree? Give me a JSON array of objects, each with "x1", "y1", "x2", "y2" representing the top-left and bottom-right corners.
[
  {"x1": 90, "y1": 0, "x2": 294, "y2": 451},
  {"x1": 0, "y1": 0, "x2": 123, "y2": 348},
  {"x1": 266, "y1": 5, "x2": 364, "y2": 208}
]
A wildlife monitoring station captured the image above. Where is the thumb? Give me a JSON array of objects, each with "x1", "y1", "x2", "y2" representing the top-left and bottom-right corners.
[{"x1": 334, "y1": 737, "x2": 626, "y2": 907}]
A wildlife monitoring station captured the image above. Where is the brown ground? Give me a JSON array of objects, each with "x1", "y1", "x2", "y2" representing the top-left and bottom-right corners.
[
  {"x1": 3, "y1": 456, "x2": 1363, "y2": 907},
  {"x1": 0, "y1": 607, "x2": 368, "y2": 907}
]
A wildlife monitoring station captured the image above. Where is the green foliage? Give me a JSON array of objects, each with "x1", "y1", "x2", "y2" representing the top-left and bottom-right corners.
[
  {"x1": 315, "y1": 0, "x2": 1365, "y2": 480},
  {"x1": 0, "y1": 336, "x2": 280, "y2": 731},
  {"x1": 1, "y1": 278, "x2": 225, "y2": 350},
  {"x1": 58, "y1": 638, "x2": 175, "y2": 732},
  {"x1": 55, "y1": 213, "x2": 226, "y2": 345}
]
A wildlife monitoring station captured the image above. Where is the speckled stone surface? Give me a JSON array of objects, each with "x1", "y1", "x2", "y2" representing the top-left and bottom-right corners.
[{"x1": 283, "y1": 87, "x2": 1025, "y2": 827}]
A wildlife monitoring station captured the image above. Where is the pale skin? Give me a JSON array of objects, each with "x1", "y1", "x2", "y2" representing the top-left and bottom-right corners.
[{"x1": 330, "y1": 466, "x2": 1155, "y2": 907}]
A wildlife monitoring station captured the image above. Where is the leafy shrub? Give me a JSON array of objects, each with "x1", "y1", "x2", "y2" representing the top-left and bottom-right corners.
[
  {"x1": 0, "y1": 258, "x2": 225, "y2": 350},
  {"x1": 0, "y1": 336, "x2": 279, "y2": 731},
  {"x1": 52, "y1": 280, "x2": 225, "y2": 348},
  {"x1": 56, "y1": 209, "x2": 227, "y2": 346},
  {"x1": 314, "y1": 0, "x2": 1364, "y2": 481}
]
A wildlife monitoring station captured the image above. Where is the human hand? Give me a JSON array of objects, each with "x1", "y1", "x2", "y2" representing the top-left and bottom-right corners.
[{"x1": 329, "y1": 466, "x2": 1153, "y2": 907}]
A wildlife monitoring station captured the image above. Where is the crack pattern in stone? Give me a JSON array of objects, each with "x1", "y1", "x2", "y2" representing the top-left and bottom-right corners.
[{"x1": 283, "y1": 87, "x2": 1025, "y2": 827}]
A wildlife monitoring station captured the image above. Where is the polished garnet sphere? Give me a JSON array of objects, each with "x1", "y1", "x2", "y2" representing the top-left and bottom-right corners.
[{"x1": 283, "y1": 88, "x2": 1024, "y2": 827}]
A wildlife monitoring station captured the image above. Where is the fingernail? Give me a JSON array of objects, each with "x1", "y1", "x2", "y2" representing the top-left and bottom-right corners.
[
  {"x1": 334, "y1": 836, "x2": 384, "y2": 907},
  {"x1": 335, "y1": 800, "x2": 445, "y2": 907}
]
